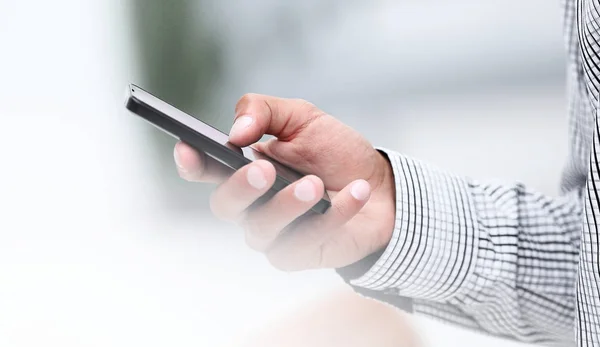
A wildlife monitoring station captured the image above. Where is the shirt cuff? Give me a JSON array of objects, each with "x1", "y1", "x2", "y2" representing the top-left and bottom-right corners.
[
  {"x1": 336, "y1": 249, "x2": 414, "y2": 312},
  {"x1": 347, "y1": 148, "x2": 479, "y2": 302}
]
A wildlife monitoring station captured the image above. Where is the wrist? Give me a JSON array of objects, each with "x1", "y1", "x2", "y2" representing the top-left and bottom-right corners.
[
  {"x1": 376, "y1": 150, "x2": 395, "y2": 191},
  {"x1": 373, "y1": 150, "x2": 397, "y2": 250}
]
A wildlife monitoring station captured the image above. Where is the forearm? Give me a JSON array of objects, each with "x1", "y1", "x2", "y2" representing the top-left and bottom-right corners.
[{"x1": 338, "y1": 148, "x2": 582, "y2": 345}]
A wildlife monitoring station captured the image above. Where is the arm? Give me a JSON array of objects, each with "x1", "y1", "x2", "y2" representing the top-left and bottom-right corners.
[
  {"x1": 172, "y1": 71, "x2": 586, "y2": 346},
  {"x1": 336, "y1": 1, "x2": 595, "y2": 343},
  {"x1": 338, "y1": 149, "x2": 583, "y2": 345},
  {"x1": 173, "y1": 93, "x2": 585, "y2": 345}
]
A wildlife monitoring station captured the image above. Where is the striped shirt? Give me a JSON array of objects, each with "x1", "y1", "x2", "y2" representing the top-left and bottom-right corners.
[{"x1": 337, "y1": 1, "x2": 600, "y2": 346}]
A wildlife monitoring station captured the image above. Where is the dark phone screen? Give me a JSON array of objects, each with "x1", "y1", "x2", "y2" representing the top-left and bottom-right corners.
[{"x1": 128, "y1": 85, "x2": 328, "y2": 202}]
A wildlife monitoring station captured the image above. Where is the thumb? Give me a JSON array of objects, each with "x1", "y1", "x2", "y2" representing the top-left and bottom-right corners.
[{"x1": 228, "y1": 94, "x2": 323, "y2": 147}]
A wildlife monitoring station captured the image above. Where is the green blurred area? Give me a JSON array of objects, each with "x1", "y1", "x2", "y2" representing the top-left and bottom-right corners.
[
  {"x1": 131, "y1": 0, "x2": 222, "y2": 118},
  {"x1": 129, "y1": 0, "x2": 224, "y2": 213}
]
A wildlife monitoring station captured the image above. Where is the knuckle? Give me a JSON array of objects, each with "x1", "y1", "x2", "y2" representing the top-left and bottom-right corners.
[
  {"x1": 242, "y1": 217, "x2": 276, "y2": 251},
  {"x1": 243, "y1": 222, "x2": 264, "y2": 247},
  {"x1": 244, "y1": 229, "x2": 264, "y2": 252},
  {"x1": 266, "y1": 250, "x2": 295, "y2": 272},
  {"x1": 293, "y1": 99, "x2": 324, "y2": 119},
  {"x1": 288, "y1": 101, "x2": 325, "y2": 141},
  {"x1": 292, "y1": 98, "x2": 315, "y2": 110},
  {"x1": 243, "y1": 215, "x2": 263, "y2": 235},
  {"x1": 332, "y1": 200, "x2": 350, "y2": 219}
]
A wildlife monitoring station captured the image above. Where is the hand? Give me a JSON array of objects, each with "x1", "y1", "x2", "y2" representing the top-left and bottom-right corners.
[{"x1": 174, "y1": 94, "x2": 396, "y2": 270}]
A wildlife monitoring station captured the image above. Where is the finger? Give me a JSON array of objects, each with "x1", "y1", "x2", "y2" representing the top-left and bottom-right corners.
[
  {"x1": 243, "y1": 175, "x2": 325, "y2": 252},
  {"x1": 265, "y1": 179, "x2": 371, "y2": 271},
  {"x1": 321, "y1": 179, "x2": 371, "y2": 227},
  {"x1": 174, "y1": 142, "x2": 234, "y2": 183},
  {"x1": 209, "y1": 160, "x2": 276, "y2": 221},
  {"x1": 229, "y1": 94, "x2": 324, "y2": 146}
]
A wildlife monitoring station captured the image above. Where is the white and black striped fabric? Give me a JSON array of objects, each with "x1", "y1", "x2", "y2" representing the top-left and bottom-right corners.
[{"x1": 337, "y1": 1, "x2": 600, "y2": 346}]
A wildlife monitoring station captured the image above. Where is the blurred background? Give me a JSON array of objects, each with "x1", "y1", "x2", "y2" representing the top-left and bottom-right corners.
[{"x1": 0, "y1": 0, "x2": 568, "y2": 346}]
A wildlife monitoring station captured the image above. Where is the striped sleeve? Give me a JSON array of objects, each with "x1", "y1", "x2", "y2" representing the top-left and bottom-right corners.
[{"x1": 341, "y1": 148, "x2": 584, "y2": 345}]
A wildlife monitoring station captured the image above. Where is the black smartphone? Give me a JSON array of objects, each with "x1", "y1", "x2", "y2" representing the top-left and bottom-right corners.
[{"x1": 125, "y1": 83, "x2": 331, "y2": 215}]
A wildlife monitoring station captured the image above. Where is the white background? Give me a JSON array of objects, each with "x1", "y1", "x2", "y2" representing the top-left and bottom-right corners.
[{"x1": 0, "y1": 1, "x2": 566, "y2": 346}]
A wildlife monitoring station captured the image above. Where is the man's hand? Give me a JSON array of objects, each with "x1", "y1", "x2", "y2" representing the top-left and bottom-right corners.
[{"x1": 174, "y1": 94, "x2": 396, "y2": 270}]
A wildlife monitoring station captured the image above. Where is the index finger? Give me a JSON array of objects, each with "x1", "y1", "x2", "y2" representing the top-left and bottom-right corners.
[{"x1": 174, "y1": 141, "x2": 234, "y2": 184}]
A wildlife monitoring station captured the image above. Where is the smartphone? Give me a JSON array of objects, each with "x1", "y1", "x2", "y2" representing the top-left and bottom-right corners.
[{"x1": 125, "y1": 83, "x2": 331, "y2": 215}]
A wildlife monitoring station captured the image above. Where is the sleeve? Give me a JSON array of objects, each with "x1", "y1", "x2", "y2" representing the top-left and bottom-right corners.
[{"x1": 336, "y1": 148, "x2": 584, "y2": 345}]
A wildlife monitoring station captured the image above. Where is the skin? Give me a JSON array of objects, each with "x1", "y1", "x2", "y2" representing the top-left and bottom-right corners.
[{"x1": 174, "y1": 93, "x2": 397, "y2": 271}]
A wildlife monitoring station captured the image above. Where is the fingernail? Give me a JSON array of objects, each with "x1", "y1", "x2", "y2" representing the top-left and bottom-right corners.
[
  {"x1": 294, "y1": 179, "x2": 316, "y2": 202},
  {"x1": 247, "y1": 166, "x2": 267, "y2": 189},
  {"x1": 174, "y1": 147, "x2": 185, "y2": 171},
  {"x1": 229, "y1": 116, "x2": 254, "y2": 139},
  {"x1": 351, "y1": 180, "x2": 370, "y2": 201}
]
